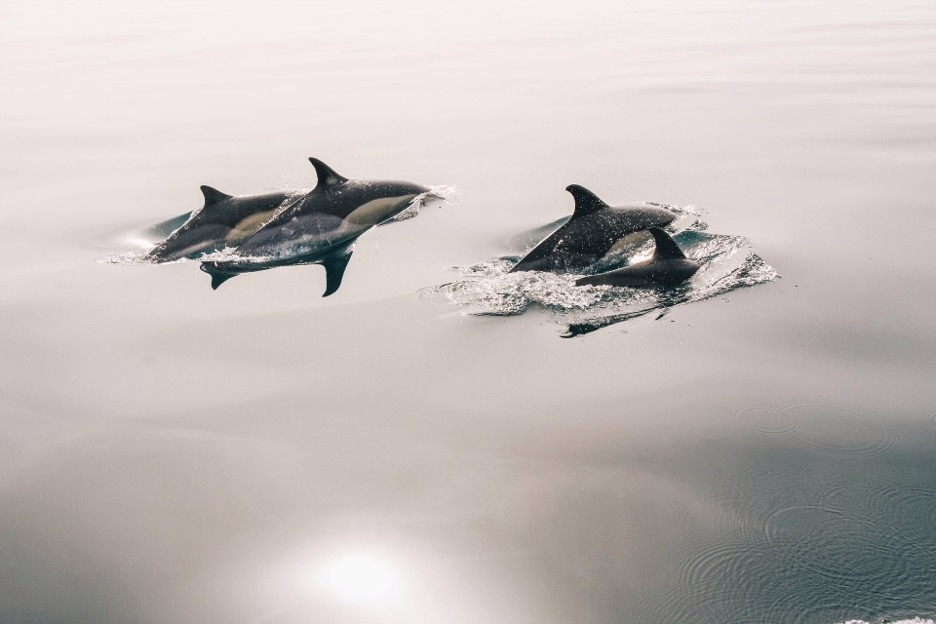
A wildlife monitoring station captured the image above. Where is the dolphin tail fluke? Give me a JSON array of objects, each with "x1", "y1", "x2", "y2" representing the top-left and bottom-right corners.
[
  {"x1": 200, "y1": 262, "x2": 239, "y2": 290},
  {"x1": 648, "y1": 227, "x2": 688, "y2": 260},
  {"x1": 321, "y1": 246, "x2": 354, "y2": 297}
]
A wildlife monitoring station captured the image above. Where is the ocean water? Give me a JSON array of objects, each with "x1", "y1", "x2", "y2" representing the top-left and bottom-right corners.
[{"x1": 1, "y1": 1, "x2": 935, "y2": 623}]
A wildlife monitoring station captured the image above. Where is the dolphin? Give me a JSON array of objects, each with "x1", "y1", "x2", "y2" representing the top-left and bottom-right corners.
[
  {"x1": 575, "y1": 227, "x2": 699, "y2": 289},
  {"x1": 147, "y1": 187, "x2": 300, "y2": 262},
  {"x1": 200, "y1": 157, "x2": 433, "y2": 296},
  {"x1": 508, "y1": 184, "x2": 677, "y2": 273}
]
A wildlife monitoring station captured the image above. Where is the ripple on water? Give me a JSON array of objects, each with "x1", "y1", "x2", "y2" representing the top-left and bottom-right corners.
[
  {"x1": 817, "y1": 478, "x2": 936, "y2": 544},
  {"x1": 665, "y1": 539, "x2": 772, "y2": 623},
  {"x1": 735, "y1": 401, "x2": 901, "y2": 457},
  {"x1": 735, "y1": 403, "x2": 803, "y2": 437},
  {"x1": 661, "y1": 506, "x2": 932, "y2": 623},
  {"x1": 874, "y1": 486, "x2": 936, "y2": 534},
  {"x1": 763, "y1": 505, "x2": 925, "y2": 593},
  {"x1": 658, "y1": 474, "x2": 935, "y2": 624}
]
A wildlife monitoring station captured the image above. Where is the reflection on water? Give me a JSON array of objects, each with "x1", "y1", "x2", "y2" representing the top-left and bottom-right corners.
[
  {"x1": 3, "y1": 413, "x2": 933, "y2": 623},
  {"x1": 314, "y1": 553, "x2": 402, "y2": 604}
]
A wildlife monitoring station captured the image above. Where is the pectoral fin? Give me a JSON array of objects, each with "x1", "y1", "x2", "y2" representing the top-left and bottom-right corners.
[
  {"x1": 200, "y1": 262, "x2": 239, "y2": 290},
  {"x1": 320, "y1": 245, "x2": 354, "y2": 297}
]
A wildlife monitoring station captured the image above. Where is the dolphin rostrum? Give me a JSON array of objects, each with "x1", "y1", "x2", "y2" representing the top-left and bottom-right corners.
[
  {"x1": 508, "y1": 184, "x2": 677, "y2": 273},
  {"x1": 200, "y1": 157, "x2": 433, "y2": 296},
  {"x1": 575, "y1": 227, "x2": 700, "y2": 288}
]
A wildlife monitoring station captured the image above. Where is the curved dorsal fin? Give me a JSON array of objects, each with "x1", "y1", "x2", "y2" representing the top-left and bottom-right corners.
[
  {"x1": 649, "y1": 227, "x2": 687, "y2": 260},
  {"x1": 565, "y1": 184, "x2": 609, "y2": 217},
  {"x1": 309, "y1": 157, "x2": 349, "y2": 189},
  {"x1": 200, "y1": 185, "x2": 233, "y2": 206}
]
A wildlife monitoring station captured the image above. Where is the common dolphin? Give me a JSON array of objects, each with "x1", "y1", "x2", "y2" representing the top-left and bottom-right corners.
[
  {"x1": 147, "y1": 187, "x2": 299, "y2": 262},
  {"x1": 575, "y1": 227, "x2": 699, "y2": 288},
  {"x1": 200, "y1": 157, "x2": 433, "y2": 296},
  {"x1": 508, "y1": 185, "x2": 676, "y2": 273}
]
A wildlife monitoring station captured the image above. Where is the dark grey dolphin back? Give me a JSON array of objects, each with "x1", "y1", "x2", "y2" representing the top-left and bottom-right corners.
[{"x1": 509, "y1": 185, "x2": 677, "y2": 273}]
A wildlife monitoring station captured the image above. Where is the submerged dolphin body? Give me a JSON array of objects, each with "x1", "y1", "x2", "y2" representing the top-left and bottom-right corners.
[
  {"x1": 200, "y1": 157, "x2": 432, "y2": 296},
  {"x1": 575, "y1": 227, "x2": 699, "y2": 288},
  {"x1": 509, "y1": 185, "x2": 677, "y2": 273},
  {"x1": 147, "y1": 187, "x2": 298, "y2": 262}
]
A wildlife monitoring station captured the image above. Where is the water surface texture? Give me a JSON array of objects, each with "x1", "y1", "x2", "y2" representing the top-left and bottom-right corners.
[{"x1": 2, "y1": 1, "x2": 935, "y2": 623}]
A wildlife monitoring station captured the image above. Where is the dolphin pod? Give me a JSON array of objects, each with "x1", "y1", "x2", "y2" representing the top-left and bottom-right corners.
[
  {"x1": 200, "y1": 158, "x2": 434, "y2": 295},
  {"x1": 148, "y1": 157, "x2": 433, "y2": 296},
  {"x1": 143, "y1": 159, "x2": 701, "y2": 294}
]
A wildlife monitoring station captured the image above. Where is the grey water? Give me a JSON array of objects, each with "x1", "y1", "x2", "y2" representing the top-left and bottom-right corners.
[{"x1": 2, "y1": 1, "x2": 935, "y2": 623}]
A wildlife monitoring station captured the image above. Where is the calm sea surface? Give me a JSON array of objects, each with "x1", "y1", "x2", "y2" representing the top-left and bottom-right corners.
[{"x1": 2, "y1": 1, "x2": 935, "y2": 622}]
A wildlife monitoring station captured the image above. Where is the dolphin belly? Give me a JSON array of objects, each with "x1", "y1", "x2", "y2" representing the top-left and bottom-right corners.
[
  {"x1": 345, "y1": 194, "x2": 420, "y2": 226},
  {"x1": 223, "y1": 209, "x2": 277, "y2": 244}
]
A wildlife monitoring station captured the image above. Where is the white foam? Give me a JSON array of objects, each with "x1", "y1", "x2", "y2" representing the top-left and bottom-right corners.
[{"x1": 838, "y1": 619, "x2": 935, "y2": 624}]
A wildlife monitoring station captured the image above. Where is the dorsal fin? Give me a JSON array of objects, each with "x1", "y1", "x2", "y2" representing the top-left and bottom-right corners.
[
  {"x1": 200, "y1": 185, "x2": 233, "y2": 206},
  {"x1": 309, "y1": 157, "x2": 349, "y2": 189},
  {"x1": 649, "y1": 227, "x2": 687, "y2": 260},
  {"x1": 565, "y1": 184, "x2": 609, "y2": 217}
]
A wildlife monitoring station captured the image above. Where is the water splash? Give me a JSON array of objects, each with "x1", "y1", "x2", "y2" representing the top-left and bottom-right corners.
[
  {"x1": 386, "y1": 185, "x2": 461, "y2": 223},
  {"x1": 837, "y1": 619, "x2": 935, "y2": 624},
  {"x1": 425, "y1": 205, "x2": 778, "y2": 337}
]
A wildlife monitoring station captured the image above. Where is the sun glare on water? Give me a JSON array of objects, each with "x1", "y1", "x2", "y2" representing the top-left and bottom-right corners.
[{"x1": 312, "y1": 552, "x2": 406, "y2": 605}]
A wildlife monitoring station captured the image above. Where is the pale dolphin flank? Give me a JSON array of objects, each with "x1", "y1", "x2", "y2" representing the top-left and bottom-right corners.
[
  {"x1": 147, "y1": 187, "x2": 299, "y2": 262},
  {"x1": 509, "y1": 184, "x2": 676, "y2": 273},
  {"x1": 575, "y1": 227, "x2": 699, "y2": 288},
  {"x1": 200, "y1": 157, "x2": 433, "y2": 296}
]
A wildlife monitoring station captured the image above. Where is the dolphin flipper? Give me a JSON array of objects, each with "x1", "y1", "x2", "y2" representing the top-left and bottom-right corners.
[
  {"x1": 320, "y1": 245, "x2": 354, "y2": 297},
  {"x1": 200, "y1": 262, "x2": 240, "y2": 290}
]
